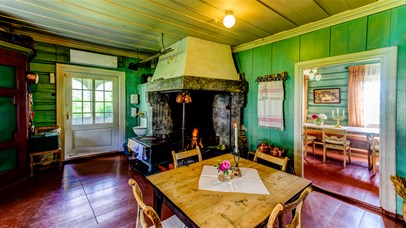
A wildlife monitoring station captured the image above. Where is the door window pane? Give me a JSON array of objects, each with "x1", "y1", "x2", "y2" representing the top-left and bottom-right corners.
[
  {"x1": 72, "y1": 78, "x2": 113, "y2": 125},
  {"x1": 105, "y1": 113, "x2": 113, "y2": 123},
  {"x1": 95, "y1": 113, "x2": 104, "y2": 123},
  {"x1": 72, "y1": 102, "x2": 83, "y2": 113},
  {"x1": 105, "y1": 102, "x2": 113, "y2": 112},
  {"x1": 72, "y1": 78, "x2": 83, "y2": 89},
  {"x1": 72, "y1": 90, "x2": 82, "y2": 101},
  {"x1": 105, "y1": 92, "x2": 113, "y2": 101},
  {"x1": 95, "y1": 91, "x2": 104, "y2": 101},
  {"x1": 83, "y1": 113, "x2": 93, "y2": 124},
  {"x1": 83, "y1": 91, "x2": 92, "y2": 101},
  {"x1": 95, "y1": 102, "x2": 104, "y2": 112},
  {"x1": 72, "y1": 114, "x2": 82, "y2": 125},
  {"x1": 105, "y1": 81, "x2": 113, "y2": 91},
  {"x1": 83, "y1": 102, "x2": 92, "y2": 112}
]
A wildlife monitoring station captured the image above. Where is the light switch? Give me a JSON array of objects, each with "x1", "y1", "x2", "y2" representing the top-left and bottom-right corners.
[
  {"x1": 130, "y1": 94, "x2": 139, "y2": 104},
  {"x1": 50, "y1": 73, "x2": 55, "y2": 84},
  {"x1": 131, "y1": 107, "x2": 138, "y2": 117}
]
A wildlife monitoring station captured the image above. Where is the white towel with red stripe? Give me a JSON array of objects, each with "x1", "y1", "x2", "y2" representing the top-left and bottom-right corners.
[{"x1": 258, "y1": 81, "x2": 284, "y2": 130}]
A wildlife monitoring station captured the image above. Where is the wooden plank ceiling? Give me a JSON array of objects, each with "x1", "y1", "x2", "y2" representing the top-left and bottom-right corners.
[{"x1": 0, "y1": 0, "x2": 377, "y2": 54}]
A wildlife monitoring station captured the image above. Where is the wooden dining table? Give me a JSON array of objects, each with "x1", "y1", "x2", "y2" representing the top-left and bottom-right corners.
[{"x1": 146, "y1": 153, "x2": 312, "y2": 227}]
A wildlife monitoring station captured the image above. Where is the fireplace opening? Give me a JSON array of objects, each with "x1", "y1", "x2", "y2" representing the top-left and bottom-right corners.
[
  {"x1": 168, "y1": 90, "x2": 224, "y2": 151},
  {"x1": 148, "y1": 88, "x2": 245, "y2": 153}
]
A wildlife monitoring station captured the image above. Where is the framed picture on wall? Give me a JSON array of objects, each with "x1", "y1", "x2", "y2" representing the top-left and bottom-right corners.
[{"x1": 313, "y1": 88, "x2": 341, "y2": 104}]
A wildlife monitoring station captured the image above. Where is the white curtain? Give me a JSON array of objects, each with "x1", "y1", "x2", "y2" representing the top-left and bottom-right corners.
[{"x1": 363, "y1": 63, "x2": 380, "y2": 128}]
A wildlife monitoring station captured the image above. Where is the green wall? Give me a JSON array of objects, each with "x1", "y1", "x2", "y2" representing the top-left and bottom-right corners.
[
  {"x1": 234, "y1": 6, "x2": 405, "y2": 214},
  {"x1": 29, "y1": 42, "x2": 148, "y2": 141}
]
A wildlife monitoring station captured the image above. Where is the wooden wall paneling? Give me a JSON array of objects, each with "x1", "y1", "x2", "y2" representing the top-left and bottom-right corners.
[
  {"x1": 367, "y1": 10, "x2": 391, "y2": 50},
  {"x1": 300, "y1": 28, "x2": 331, "y2": 61},
  {"x1": 251, "y1": 45, "x2": 274, "y2": 143},
  {"x1": 300, "y1": 32, "x2": 315, "y2": 61},
  {"x1": 314, "y1": 28, "x2": 331, "y2": 59},
  {"x1": 330, "y1": 23, "x2": 348, "y2": 56},
  {"x1": 347, "y1": 17, "x2": 368, "y2": 53},
  {"x1": 121, "y1": 57, "x2": 150, "y2": 140},
  {"x1": 270, "y1": 37, "x2": 300, "y2": 156},
  {"x1": 30, "y1": 63, "x2": 56, "y2": 73},
  {"x1": 389, "y1": 6, "x2": 406, "y2": 214},
  {"x1": 30, "y1": 42, "x2": 69, "y2": 127}
]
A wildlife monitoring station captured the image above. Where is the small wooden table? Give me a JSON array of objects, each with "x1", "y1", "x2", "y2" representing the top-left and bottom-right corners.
[
  {"x1": 147, "y1": 154, "x2": 311, "y2": 227},
  {"x1": 305, "y1": 123, "x2": 379, "y2": 173}
]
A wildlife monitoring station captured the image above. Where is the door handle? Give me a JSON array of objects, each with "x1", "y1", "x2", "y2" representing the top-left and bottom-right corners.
[{"x1": 66, "y1": 111, "x2": 70, "y2": 120}]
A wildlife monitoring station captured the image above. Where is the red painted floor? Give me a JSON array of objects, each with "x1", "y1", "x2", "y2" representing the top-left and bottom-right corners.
[
  {"x1": 304, "y1": 146, "x2": 380, "y2": 207},
  {"x1": 0, "y1": 153, "x2": 403, "y2": 227}
]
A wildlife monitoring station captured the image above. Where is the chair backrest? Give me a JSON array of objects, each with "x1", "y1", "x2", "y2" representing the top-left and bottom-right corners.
[
  {"x1": 267, "y1": 186, "x2": 313, "y2": 228},
  {"x1": 303, "y1": 125, "x2": 310, "y2": 141},
  {"x1": 172, "y1": 146, "x2": 203, "y2": 168},
  {"x1": 370, "y1": 133, "x2": 380, "y2": 151},
  {"x1": 128, "y1": 179, "x2": 163, "y2": 228},
  {"x1": 253, "y1": 149, "x2": 289, "y2": 172},
  {"x1": 322, "y1": 128, "x2": 347, "y2": 144}
]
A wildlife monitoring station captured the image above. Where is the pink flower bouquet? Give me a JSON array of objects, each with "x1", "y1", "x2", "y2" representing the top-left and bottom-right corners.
[{"x1": 214, "y1": 160, "x2": 234, "y2": 175}]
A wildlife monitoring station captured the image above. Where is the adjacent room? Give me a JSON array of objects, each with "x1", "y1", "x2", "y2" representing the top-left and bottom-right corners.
[{"x1": 0, "y1": 0, "x2": 405, "y2": 227}]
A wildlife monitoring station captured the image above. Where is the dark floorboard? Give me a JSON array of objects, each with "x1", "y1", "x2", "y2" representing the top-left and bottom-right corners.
[{"x1": 0, "y1": 153, "x2": 403, "y2": 227}]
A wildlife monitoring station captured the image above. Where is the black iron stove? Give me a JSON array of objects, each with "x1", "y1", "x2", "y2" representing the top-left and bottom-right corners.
[{"x1": 128, "y1": 136, "x2": 173, "y2": 175}]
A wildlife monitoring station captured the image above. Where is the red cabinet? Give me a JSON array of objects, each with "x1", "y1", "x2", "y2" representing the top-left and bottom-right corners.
[{"x1": 0, "y1": 43, "x2": 34, "y2": 190}]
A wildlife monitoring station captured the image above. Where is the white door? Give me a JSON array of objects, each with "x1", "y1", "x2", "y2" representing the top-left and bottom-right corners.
[{"x1": 57, "y1": 64, "x2": 125, "y2": 160}]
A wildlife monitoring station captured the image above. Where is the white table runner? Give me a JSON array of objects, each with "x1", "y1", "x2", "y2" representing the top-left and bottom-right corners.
[{"x1": 198, "y1": 165, "x2": 270, "y2": 194}]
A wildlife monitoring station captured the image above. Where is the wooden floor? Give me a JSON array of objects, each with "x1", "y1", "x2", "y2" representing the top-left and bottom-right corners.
[
  {"x1": 304, "y1": 146, "x2": 380, "y2": 207},
  {"x1": 0, "y1": 153, "x2": 403, "y2": 228}
]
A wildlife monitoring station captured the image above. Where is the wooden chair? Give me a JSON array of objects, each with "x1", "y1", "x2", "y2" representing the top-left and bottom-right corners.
[
  {"x1": 368, "y1": 133, "x2": 379, "y2": 175},
  {"x1": 253, "y1": 149, "x2": 289, "y2": 172},
  {"x1": 128, "y1": 179, "x2": 185, "y2": 228},
  {"x1": 302, "y1": 126, "x2": 316, "y2": 158},
  {"x1": 172, "y1": 146, "x2": 202, "y2": 168},
  {"x1": 322, "y1": 128, "x2": 351, "y2": 168},
  {"x1": 267, "y1": 186, "x2": 313, "y2": 228}
]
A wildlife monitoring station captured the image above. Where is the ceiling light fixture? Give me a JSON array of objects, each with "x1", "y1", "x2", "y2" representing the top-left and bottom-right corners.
[
  {"x1": 223, "y1": 10, "x2": 236, "y2": 28},
  {"x1": 304, "y1": 68, "x2": 321, "y2": 81},
  {"x1": 308, "y1": 69, "x2": 315, "y2": 80}
]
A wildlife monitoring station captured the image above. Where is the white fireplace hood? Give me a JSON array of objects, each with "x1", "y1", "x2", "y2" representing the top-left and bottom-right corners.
[{"x1": 151, "y1": 36, "x2": 238, "y2": 82}]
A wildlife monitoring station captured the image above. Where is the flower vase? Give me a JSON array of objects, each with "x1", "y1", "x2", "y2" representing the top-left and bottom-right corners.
[
  {"x1": 314, "y1": 118, "x2": 324, "y2": 126},
  {"x1": 218, "y1": 172, "x2": 233, "y2": 182}
]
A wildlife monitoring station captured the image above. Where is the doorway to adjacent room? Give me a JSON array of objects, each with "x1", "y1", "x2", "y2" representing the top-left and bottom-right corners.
[{"x1": 293, "y1": 46, "x2": 398, "y2": 214}]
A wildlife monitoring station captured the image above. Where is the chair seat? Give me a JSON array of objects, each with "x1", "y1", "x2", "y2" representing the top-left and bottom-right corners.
[
  {"x1": 325, "y1": 139, "x2": 350, "y2": 146},
  {"x1": 306, "y1": 135, "x2": 316, "y2": 141},
  {"x1": 151, "y1": 215, "x2": 185, "y2": 228}
]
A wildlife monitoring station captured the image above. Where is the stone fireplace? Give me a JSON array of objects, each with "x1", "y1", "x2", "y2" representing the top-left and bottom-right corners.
[
  {"x1": 147, "y1": 76, "x2": 247, "y2": 152},
  {"x1": 145, "y1": 36, "x2": 247, "y2": 152}
]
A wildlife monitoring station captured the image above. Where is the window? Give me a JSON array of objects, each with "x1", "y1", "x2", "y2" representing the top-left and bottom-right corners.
[
  {"x1": 363, "y1": 64, "x2": 380, "y2": 128},
  {"x1": 72, "y1": 77, "x2": 114, "y2": 125}
]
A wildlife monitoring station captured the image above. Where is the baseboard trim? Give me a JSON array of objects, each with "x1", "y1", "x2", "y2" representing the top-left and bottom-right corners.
[
  {"x1": 64, "y1": 151, "x2": 122, "y2": 164},
  {"x1": 313, "y1": 184, "x2": 399, "y2": 220}
]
